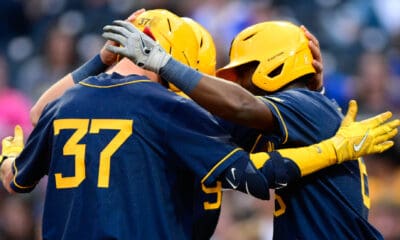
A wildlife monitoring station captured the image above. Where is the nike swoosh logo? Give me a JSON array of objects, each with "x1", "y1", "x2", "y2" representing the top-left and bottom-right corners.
[
  {"x1": 353, "y1": 129, "x2": 370, "y2": 152},
  {"x1": 225, "y1": 177, "x2": 238, "y2": 189},
  {"x1": 231, "y1": 168, "x2": 236, "y2": 180},
  {"x1": 276, "y1": 182, "x2": 288, "y2": 189},
  {"x1": 225, "y1": 167, "x2": 238, "y2": 189},
  {"x1": 139, "y1": 35, "x2": 151, "y2": 54}
]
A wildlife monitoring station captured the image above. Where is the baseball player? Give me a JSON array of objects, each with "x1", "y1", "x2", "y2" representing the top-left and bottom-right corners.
[
  {"x1": 22, "y1": 8, "x2": 400, "y2": 239},
  {"x1": 103, "y1": 18, "x2": 400, "y2": 239}
]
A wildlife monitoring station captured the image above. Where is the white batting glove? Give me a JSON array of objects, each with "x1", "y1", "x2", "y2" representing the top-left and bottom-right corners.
[{"x1": 102, "y1": 20, "x2": 171, "y2": 73}]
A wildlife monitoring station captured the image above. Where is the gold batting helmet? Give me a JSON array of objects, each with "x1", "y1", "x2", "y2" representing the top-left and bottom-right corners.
[
  {"x1": 132, "y1": 9, "x2": 199, "y2": 92},
  {"x1": 217, "y1": 21, "x2": 316, "y2": 92},
  {"x1": 182, "y1": 17, "x2": 216, "y2": 76}
]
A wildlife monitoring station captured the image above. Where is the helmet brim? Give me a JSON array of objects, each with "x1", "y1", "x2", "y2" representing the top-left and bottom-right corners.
[{"x1": 216, "y1": 60, "x2": 252, "y2": 81}]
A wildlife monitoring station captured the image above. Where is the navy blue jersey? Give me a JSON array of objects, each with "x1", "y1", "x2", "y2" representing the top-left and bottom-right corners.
[
  {"x1": 10, "y1": 73, "x2": 248, "y2": 240},
  {"x1": 192, "y1": 179, "x2": 222, "y2": 240},
  {"x1": 259, "y1": 89, "x2": 382, "y2": 239},
  {"x1": 216, "y1": 88, "x2": 382, "y2": 239}
]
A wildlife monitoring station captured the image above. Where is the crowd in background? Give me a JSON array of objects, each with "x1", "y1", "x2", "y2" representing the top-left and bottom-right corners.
[{"x1": 0, "y1": 0, "x2": 399, "y2": 239}]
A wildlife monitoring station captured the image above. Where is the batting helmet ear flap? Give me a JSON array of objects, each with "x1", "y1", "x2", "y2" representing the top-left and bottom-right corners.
[{"x1": 217, "y1": 21, "x2": 316, "y2": 92}]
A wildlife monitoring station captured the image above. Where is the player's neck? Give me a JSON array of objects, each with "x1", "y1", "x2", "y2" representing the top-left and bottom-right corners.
[
  {"x1": 107, "y1": 58, "x2": 146, "y2": 76},
  {"x1": 107, "y1": 59, "x2": 160, "y2": 83}
]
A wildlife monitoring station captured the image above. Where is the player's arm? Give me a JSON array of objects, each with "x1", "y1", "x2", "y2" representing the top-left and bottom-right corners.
[
  {"x1": 218, "y1": 100, "x2": 399, "y2": 200},
  {"x1": 102, "y1": 21, "x2": 325, "y2": 130},
  {"x1": 2, "y1": 102, "x2": 63, "y2": 194},
  {"x1": 29, "y1": 46, "x2": 114, "y2": 126},
  {"x1": 184, "y1": 73, "x2": 274, "y2": 130},
  {"x1": 30, "y1": 9, "x2": 146, "y2": 127},
  {"x1": 102, "y1": 20, "x2": 275, "y2": 131},
  {"x1": 30, "y1": 74, "x2": 74, "y2": 126}
]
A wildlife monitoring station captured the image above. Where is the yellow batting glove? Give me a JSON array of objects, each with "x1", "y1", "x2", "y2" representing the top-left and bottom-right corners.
[
  {"x1": 0, "y1": 125, "x2": 24, "y2": 166},
  {"x1": 330, "y1": 100, "x2": 399, "y2": 163}
]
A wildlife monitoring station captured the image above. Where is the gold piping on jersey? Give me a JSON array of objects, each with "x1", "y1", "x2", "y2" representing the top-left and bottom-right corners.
[
  {"x1": 266, "y1": 141, "x2": 275, "y2": 152},
  {"x1": 259, "y1": 96, "x2": 289, "y2": 144},
  {"x1": 12, "y1": 160, "x2": 36, "y2": 189},
  {"x1": 249, "y1": 134, "x2": 263, "y2": 153},
  {"x1": 79, "y1": 79, "x2": 152, "y2": 88},
  {"x1": 201, "y1": 148, "x2": 242, "y2": 183},
  {"x1": 266, "y1": 96, "x2": 284, "y2": 103}
]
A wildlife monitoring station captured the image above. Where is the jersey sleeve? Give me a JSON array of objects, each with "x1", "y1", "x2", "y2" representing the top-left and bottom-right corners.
[
  {"x1": 260, "y1": 89, "x2": 342, "y2": 146},
  {"x1": 10, "y1": 102, "x2": 55, "y2": 193},
  {"x1": 164, "y1": 98, "x2": 249, "y2": 186},
  {"x1": 216, "y1": 117, "x2": 264, "y2": 152}
]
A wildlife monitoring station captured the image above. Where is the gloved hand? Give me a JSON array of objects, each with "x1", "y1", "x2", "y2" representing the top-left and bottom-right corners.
[
  {"x1": 100, "y1": 8, "x2": 145, "y2": 65},
  {"x1": 330, "y1": 100, "x2": 399, "y2": 163},
  {"x1": 0, "y1": 125, "x2": 24, "y2": 166},
  {"x1": 102, "y1": 20, "x2": 171, "y2": 73}
]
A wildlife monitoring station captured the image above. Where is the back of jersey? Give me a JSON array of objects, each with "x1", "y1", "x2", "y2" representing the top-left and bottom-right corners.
[
  {"x1": 33, "y1": 72, "x2": 244, "y2": 240},
  {"x1": 41, "y1": 73, "x2": 191, "y2": 240}
]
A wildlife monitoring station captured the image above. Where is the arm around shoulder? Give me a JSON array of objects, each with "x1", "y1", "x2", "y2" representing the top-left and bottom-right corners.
[
  {"x1": 160, "y1": 59, "x2": 276, "y2": 130},
  {"x1": 30, "y1": 74, "x2": 75, "y2": 126}
]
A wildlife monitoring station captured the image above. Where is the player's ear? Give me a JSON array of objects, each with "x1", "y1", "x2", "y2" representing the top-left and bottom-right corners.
[{"x1": 216, "y1": 68, "x2": 239, "y2": 83}]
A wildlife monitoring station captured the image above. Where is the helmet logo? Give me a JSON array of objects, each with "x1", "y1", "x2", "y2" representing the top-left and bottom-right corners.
[
  {"x1": 267, "y1": 51, "x2": 284, "y2": 62},
  {"x1": 137, "y1": 17, "x2": 152, "y2": 26}
]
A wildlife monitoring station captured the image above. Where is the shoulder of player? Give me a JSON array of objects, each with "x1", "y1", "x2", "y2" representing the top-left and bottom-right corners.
[
  {"x1": 77, "y1": 73, "x2": 153, "y2": 88},
  {"x1": 261, "y1": 88, "x2": 326, "y2": 104},
  {"x1": 259, "y1": 88, "x2": 340, "y2": 122}
]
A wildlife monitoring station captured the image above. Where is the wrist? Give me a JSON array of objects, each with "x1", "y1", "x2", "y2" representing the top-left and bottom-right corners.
[
  {"x1": 0, "y1": 155, "x2": 7, "y2": 169},
  {"x1": 159, "y1": 58, "x2": 203, "y2": 93},
  {"x1": 71, "y1": 54, "x2": 109, "y2": 84},
  {"x1": 320, "y1": 138, "x2": 341, "y2": 164},
  {"x1": 100, "y1": 48, "x2": 117, "y2": 66},
  {"x1": 0, "y1": 155, "x2": 15, "y2": 170},
  {"x1": 278, "y1": 141, "x2": 337, "y2": 177}
]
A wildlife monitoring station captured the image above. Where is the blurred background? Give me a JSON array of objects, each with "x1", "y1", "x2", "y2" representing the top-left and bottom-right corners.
[{"x1": 0, "y1": 0, "x2": 399, "y2": 239}]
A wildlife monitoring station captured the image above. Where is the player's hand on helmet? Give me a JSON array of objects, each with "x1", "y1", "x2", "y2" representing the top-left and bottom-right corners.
[
  {"x1": 0, "y1": 125, "x2": 24, "y2": 166},
  {"x1": 100, "y1": 8, "x2": 146, "y2": 66},
  {"x1": 329, "y1": 100, "x2": 399, "y2": 163},
  {"x1": 301, "y1": 26, "x2": 324, "y2": 92},
  {"x1": 102, "y1": 20, "x2": 171, "y2": 73}
]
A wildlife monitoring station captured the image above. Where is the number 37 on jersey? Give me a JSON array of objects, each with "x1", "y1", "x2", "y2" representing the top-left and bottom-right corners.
[{"x1": 53, "y1": 118, "x2": 132, "y2": 189}]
